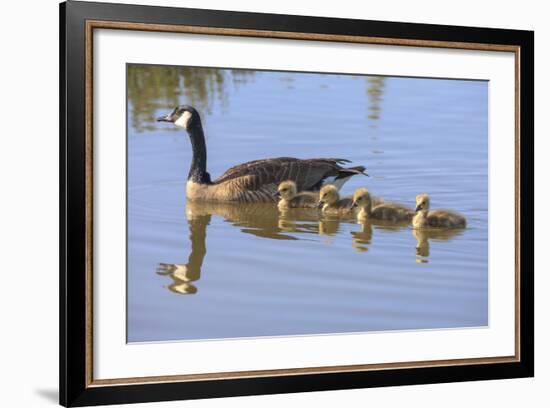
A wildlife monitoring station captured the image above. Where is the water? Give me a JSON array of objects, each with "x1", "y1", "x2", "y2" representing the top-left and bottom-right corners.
[{"x1": 127, "y1": 65, "x2": 488, "y2": 342}]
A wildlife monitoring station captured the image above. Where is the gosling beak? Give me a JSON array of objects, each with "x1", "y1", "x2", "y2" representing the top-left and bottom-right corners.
[
  {"x1": 156, "y1": 113, "x2": 174, "y2": 122},
  {"x1": 317, "y1": 201, "x2": 324, "y2": 209},
  {"x1": 273, "y1": 191, "x2": 281, "y2": 198},
  {"x1": 351, "y1": 202, "x2": 358, "y2": 209},
  {"x1": 415, "y1": 205, "x2": 422, "y2": 212}
]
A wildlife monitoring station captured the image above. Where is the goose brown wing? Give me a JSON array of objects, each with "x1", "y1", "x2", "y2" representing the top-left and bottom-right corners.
[{"x1": 213, "y1": 157, "x2": 354, "y2": 192}]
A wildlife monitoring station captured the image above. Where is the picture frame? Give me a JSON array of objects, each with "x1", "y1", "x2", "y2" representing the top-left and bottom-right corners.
[{"x1": 60, "y1": 1, "x2": 534, "y2": 406}]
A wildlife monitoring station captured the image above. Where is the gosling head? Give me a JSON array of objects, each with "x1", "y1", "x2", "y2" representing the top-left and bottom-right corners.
[
  {"x1": 415, "y1": 193, "x2": 430, "y2": 213},
  {"x1": 157, "y1": 105, "x2": 201, "y2": 130},
  {"x1": 351, "y1": 188, "x2": 372, "y2": 209},
  {"x1": 318, "y1": 184, "x2": 339, "y2": 208},
  {"x1": 275, "y1": 181, "x2": 298, "y2": 200}
]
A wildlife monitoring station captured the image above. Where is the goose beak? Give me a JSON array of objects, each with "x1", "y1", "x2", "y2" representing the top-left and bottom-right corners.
[
  {"x1": 351, "y1": 202, "x2": 358, "y2": 209},
  {"x1": 156, "y1": 113, "x2": 174, "y2": 122},
  {"x1": 273, "y1": 191, "x2": 281, "y2": 198},
  {"x1": 317, "y1": 201, "x2": 324, "y2": 209},
  {"x1": 415, "y1": 205, "x2": 422, "y2": 212}
]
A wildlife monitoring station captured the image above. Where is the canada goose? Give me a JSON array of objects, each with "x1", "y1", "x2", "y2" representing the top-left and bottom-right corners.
[
  {"x1": 318, "y1": 185, "x2": 354, "y2": 215},
  {"x1": 275, "y1": 180, "x2": 318, "y2": 210},
  {"x1": 413, "y1": 193, "x2": 466, "y2": 229},
  {"x1": 157, "y1": 105, "x2": 367, "y2": 202},
  {"x1": 351, "y1": 188, "x2": 413, "y2": 222}
]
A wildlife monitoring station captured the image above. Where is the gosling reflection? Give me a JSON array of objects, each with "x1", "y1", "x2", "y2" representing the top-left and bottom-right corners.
[
  {"x1": 350, "y1": 220, "x2": 409, "y2": 253},
  {"x1": 413, "y1": 228, "x2": 464, "y2": 263},
  {"x1": 277, "y1": 208, "x2": 320, "y2": 235},
  {"x1": 351, "y1": 221, "x2": 373, "y2": 252},
  {"x1": 156, "y1": 212, "x2": 209, "y2": 295},
  {"x1": 317, "y1": 218, "x2": 338, "y2": 236}
]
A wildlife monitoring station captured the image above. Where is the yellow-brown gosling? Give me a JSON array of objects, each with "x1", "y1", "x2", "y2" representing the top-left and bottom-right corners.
[
  {"x1": 275, "y1": 181, "x2": 318, "y2": 210},
  {"x1": 157, "y1": 105, "x2": 367, "y2": 203},
  {"x1": 318, "y1": 185, "x2": 354, "y2": 215},
  {"x1": 351, "y1": 188, "x2": 414, "y2": 222},
  {"x1": 413, "y1": 193, "x2": 466, "y2": 229}
]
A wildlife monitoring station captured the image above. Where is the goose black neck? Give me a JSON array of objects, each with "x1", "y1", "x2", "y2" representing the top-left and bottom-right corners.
[{"x1": 186, "y1": 120, "x2": 211, "y2": 184}]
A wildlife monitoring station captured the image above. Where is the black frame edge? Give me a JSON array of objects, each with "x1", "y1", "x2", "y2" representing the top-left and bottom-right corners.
[
  {"x1": 60, "y1": 1, "x2": 534, "y2": 406},
  {"x1": 519, "y1": 30, "x2": 535, "y2": 377},
  {"x1": 59, "y1": 1, "x2": 67, "y2": 406},
  {"x1": 62, "y1": 0, "x2": 89, "y2": 406}
]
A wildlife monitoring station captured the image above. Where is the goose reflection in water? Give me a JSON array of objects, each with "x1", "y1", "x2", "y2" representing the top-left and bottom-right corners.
[
  {"x1": 188, "y1": 201, "x2": 320, "y2": 240},
  {"x1": 157, "y1": 201, "x2": 321, "y2": 294},
  {"x1": 156, "y1": 211, "x2": 209, "y2": 294},
  {"x1": 413, "y1": 228, "x2": 464, "y2": 263},
  {"x1": 156, "y1": 200, "x2": 467, "y2": 295},
  {"x1": 156, "y1": 263, "x2": 199, "y2": 294}
]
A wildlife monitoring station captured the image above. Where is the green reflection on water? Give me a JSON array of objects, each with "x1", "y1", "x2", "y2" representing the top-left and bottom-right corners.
[
  {"x1": 366, "y1": 76, "x2": 386, "y2": 122},
  {"x1": 128, "y1": 64, "x2": 386, "y2": 132},
  {"x1": 128, "y1": 65, "x2": 257, "y2": 132}
]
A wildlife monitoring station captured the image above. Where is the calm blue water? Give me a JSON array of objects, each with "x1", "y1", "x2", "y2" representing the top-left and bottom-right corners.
[{"x1": 127, "y1": 66, "x2": 488, "y2": 342}]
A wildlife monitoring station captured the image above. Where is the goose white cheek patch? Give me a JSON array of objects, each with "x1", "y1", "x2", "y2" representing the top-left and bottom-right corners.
[{"x1": 175, "y1": 111, "x2": 192, "y2": 129}]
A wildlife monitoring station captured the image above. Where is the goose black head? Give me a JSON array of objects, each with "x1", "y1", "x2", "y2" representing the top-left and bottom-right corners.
[{"x1": 157, "y1": 105, "x2": 201, "y2": 130}]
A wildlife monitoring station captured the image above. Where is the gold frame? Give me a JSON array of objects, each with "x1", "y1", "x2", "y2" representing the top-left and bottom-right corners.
[{"x1": 84, "y1": 20, "x2": 521, "y2": 388}]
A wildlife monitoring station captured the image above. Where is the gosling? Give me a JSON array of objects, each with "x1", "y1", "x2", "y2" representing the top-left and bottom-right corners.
[
  {"x1": 318, "y1": 184, "x2": 354, "y2": 215},
  {"x1": 351, "y1": 188, "x2": 413, "y2": 222},
  {"x1": 275, "y1": 181, "x2": 318, "y2": 210},
  {"x1": 413, "y1": 193, "x2": 466, "y2": 229}
]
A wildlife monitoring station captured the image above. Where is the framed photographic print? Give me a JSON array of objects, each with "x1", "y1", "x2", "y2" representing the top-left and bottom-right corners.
[{"x1": 60, "y1": 1, "x2": 534, "y2": 406}]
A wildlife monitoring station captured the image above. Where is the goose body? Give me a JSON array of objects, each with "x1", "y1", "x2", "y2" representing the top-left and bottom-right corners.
[
  {"x1": 412, "y1": 193, "x2": 466, "y2": 229},
  {"x1": 318, "y1": 185, "x2": 354, "y2": 215},
  {"x1": 352, "y1": 188, "x2": 413, "y2": 223},
  {"x1": 276, "y1": 181, "x2": 319, "y2": 210},
  {"x1": 157, "y1": 106, "x2": 367, "y2": 203}
]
